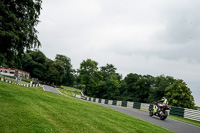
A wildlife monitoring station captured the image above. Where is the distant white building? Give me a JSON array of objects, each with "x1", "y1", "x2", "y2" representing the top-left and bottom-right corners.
[{"x1": 0, "y1": 67, "x2": 30, "y2": 79}]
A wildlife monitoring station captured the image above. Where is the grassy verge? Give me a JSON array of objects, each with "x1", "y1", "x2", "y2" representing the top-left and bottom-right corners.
[
  {"x1": 22, "y1": 78, "x2": 32, "y2": 82},
  {"x1": 0, "y1": 81, "x2": 173, "y2": 133},
  {"x1": 58, "y1": 88, "x2": 81, "y2": 97},
  {"x1": 168, "y1": 115, "x2": 200, "y2": 127},
  {"x1": 61, "y1": 85, "x2": 81, "y2": 91}
]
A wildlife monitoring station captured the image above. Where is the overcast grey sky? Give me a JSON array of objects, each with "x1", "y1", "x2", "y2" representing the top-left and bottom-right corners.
[{"x1": 37, "y1": 0, "x2": 200, "y2": 106}]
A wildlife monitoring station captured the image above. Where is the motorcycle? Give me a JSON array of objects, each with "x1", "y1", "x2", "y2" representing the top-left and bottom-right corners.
[{"x1": 149, "y1": 103, "x2": 171, "y2": 120}]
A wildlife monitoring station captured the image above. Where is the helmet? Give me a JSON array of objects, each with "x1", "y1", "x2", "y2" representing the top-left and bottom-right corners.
[{"x1": 161, "y1": 97, "x2": 165, "y2": 101}]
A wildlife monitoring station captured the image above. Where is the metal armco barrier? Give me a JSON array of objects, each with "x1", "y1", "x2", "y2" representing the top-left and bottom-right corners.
[
  {"x1": 91, "y1": 98, "x2": 94, "y2": 102},
  {"x1": 108, "y1": 100, "x2": 113, "y2": 105},
  {"x1": 170, "y1": 107, "x2": 185, "y2": 117},
  {"x1": 101, "y1": 99, "x2": 105, "y2": 104},
  {"x1": 149, "y1": 104, "x2": 153, "y2": 110},
  {"x1": 95, "y1": 98, "x2": 99, "y2": 103},
  {"x1": 184, "y1": 108, "x2": 200, "y2": 122},
  {"x1": 117, "y1": 101, "x2": 122, "y2": 106},
  {"x1": 93, "y1": 98, "x2": 96, "y2": 102},
  {"x1": 98, "y1": 98, "x2": 102, "y2": 103},
  {"x1": 127, "y1": 102, "x2": 134, "y2": 108},
  {"x1": 141, "y1": 103, "x2": 150, "y2": 110},
  {"x1": 122, "y1": 101, "x2": 127, "y2": 107},
  {"x1": 105, "y1": 99, "x2": 109, "y2": 104},
  {"x1": 133, "y1": 102, "x2": 141, "y2": 109},
  {"x1": 112, "y1": 100, "x2": 117, "y2": 105}
]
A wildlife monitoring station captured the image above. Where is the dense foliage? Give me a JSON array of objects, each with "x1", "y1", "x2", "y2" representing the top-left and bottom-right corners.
[
  {"x1": 20, "y1": 50, "x2": 75, "y2": 86},
  {"x1": 55, "y1": 55, "x2": 75, "y2": 86},
  {"x1": 165, "y1": 80, "x2": 196, "y2": 109},
  {"x1": 0, "y1": 0, "x2": 42, "y2": 63}
]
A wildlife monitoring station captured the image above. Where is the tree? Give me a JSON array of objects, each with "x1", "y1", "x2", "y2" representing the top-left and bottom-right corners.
[
  {"x1": 99, "y1": 64, "x2": 121, "y2": 99},
  {"x1": 21, "y1": 50, "x2": 47, "y2": 81},
  {"x1": 120, "y1": 73, "x2": 139, "y2": 101},
  {"x1": 165, "y1": 79, "x2": 197, "y2": 109},
  {"x1": 148, "y1": 75, "x2": 176, "y2": 103},
  {"x1": 0, "y1": 0, "x2": 42, "y2": 59},
  {"x1": 121, "y1": 73, "x2": 153, "y2": 103},
  {"x1": 102, "y1": 74, "x2": 121, "y2": 100},
  {"x1": 138, "y1": 74, "x2": 154, "y2": 103},
  {"x1": 55, "y1": 54, "x2": 75, "y2": 86},
  {"x1": 78, "y1": 59, "x2": 102, "y2": 96},
  {"x1": 0, "y1": 53, "x2": 6, "y2": 66},
  {"x1": 0, "y1": 52, "x2": 22, "y2": 69},
  {"x1": 44, "y1": 59, "x2": 60, "y2": 85},
  {"x1": 53, "y1": 60, "x2": 65, "y2": 85},
  {"x1": 100, "y1": 64, "x2": 116, "y2": 79}
]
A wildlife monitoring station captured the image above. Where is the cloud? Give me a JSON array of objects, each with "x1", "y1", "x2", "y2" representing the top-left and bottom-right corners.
[{"x1": 151, "y1": 0, "x2": 200, "y2": 62}]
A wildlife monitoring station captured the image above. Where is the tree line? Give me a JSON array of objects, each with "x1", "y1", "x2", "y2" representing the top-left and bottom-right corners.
[
  {"x1": 77, "y1": 58, "x2": 197, "y2": 109},
  {"x1": 0, "y1": 50, "x2": 197, "y2": 109}
]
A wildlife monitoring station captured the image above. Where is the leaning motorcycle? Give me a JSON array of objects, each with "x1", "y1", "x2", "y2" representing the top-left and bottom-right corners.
[{"x1": 149, "y1": 103, "x2": 171, "y2": 120}]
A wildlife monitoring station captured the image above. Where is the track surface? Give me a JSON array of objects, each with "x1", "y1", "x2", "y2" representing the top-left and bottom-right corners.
[
  {"x1": 43, "y1": 85, "x2": 62, "y2": 94},
  {"x1": 95, "y1": 103, "x2": 200, "y2": 133}
]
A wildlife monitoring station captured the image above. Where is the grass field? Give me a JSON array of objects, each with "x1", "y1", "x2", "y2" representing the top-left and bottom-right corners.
[{"x1": 0, "y1": 81, "x2": 174, "y2": 133}]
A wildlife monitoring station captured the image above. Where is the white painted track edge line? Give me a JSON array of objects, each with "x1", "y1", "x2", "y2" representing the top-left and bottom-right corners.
[{"x1": 55, "y1": 87, "x2": 62, "y2": 95}]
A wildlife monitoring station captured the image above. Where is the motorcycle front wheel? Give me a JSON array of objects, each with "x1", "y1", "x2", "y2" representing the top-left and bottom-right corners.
[
  {"x1": 149, "y1": 110, "x2": 153, "y2": 117},
  {"x1": 159, "y1": 110, "x2": 168, "y2": 120}
]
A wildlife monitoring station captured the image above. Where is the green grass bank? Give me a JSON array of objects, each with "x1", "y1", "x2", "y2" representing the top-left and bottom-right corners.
[
  {"x1": 0, "y1": 81, "x2": 173, "y2": 133},
  {"x1": 168, "y1": 115, "x2": 200, "y2": 127}
]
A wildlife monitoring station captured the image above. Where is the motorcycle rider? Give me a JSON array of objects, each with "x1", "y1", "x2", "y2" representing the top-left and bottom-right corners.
[
  {"x1": 159, "y1": 97, "x2": 168, "y2": 105},
  {"x1": 154, "y1": 97, "x2": 168, "y2": 114}
]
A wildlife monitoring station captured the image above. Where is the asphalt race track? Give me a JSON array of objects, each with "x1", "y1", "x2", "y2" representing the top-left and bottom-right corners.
[
  {"x1": 43, "y1": 85, "x2": 62, "y2": 94},
  {"x1": 95, "y1": 103, "x2": 200, "y2": 133}
]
